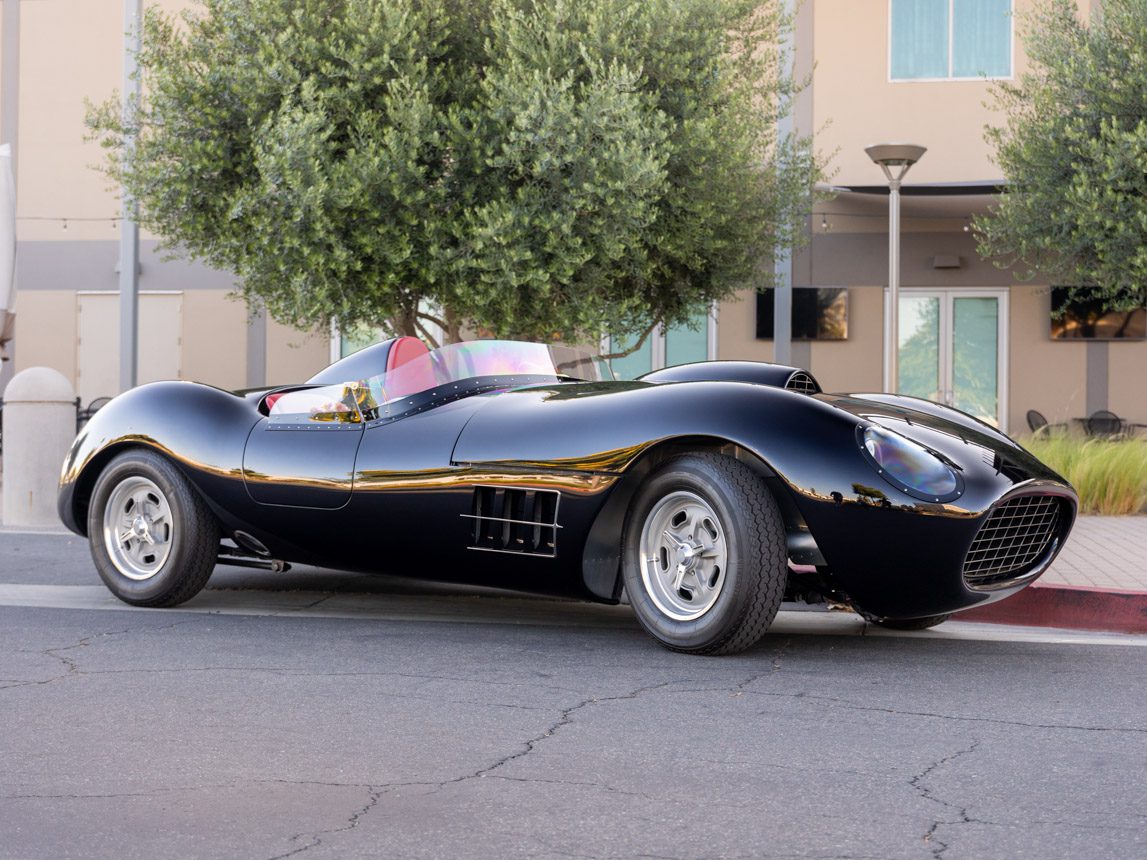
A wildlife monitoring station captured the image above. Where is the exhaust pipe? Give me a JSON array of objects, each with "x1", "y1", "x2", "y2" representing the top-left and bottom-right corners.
[{"x1": 217, "y1": 555, "x2": 291, "y2": 573}]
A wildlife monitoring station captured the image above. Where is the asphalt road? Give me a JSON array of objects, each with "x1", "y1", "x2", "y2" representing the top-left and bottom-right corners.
[{"x1": 1, "y1": 531, "x2": 1145, "y2": 860}]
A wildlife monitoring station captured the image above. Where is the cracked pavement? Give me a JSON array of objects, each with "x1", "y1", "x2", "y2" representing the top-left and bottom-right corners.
[{"x1": 1, "y1": 532, "x2": 1146, "y2": 858}]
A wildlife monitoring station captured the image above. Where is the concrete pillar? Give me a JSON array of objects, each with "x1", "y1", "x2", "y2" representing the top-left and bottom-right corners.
[{"x1": 2, "y1": 367, "x2": 75, "y2": 528}]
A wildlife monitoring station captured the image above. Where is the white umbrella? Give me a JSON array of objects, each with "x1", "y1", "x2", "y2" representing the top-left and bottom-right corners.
[{"x1": 0, "y1": 142, "x2": 15, "y2": 358}]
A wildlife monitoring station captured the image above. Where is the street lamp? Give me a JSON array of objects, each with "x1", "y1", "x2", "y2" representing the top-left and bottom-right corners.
[
  {"x1": 120, "y1": 0, "x2": 142, "y2": 393},
  {"x1": 865, "y1": 143, "x2": 926, "y2": 394}
]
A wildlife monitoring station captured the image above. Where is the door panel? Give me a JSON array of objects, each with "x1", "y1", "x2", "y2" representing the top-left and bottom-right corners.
[
  {"x1": 898, "y1": 294, "x2": 941, "y2": 402},
  {"x1": 76, "y1": 292, "x2": 182, "y2": 404},
  {"x1": 242, "y1": 384, "x2": 365, "y2": 508},
  {"x1": 952, "y1": 296, "x2": 999, "y2": 425}
]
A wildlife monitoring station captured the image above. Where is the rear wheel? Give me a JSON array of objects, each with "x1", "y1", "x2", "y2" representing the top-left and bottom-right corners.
[
  {"x1": 622, "y1": 453, "x2": 786, "y2": 655},
  {"x1": 87, "y1": 449, "x2": 219, "y2": 607}
]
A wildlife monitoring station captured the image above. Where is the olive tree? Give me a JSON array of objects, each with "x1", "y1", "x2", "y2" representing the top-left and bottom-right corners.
[
  {"x1": 89, "y1": 0, "x2": 821, "y2": 346},
  {"x1": 977, "y1": 0, "x2": 1147, "y2": 311}
]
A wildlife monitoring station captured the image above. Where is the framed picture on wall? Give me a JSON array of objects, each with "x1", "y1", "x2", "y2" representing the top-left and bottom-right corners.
[{"x1": 756, "y1": 287, "x2": 848, "y2": 340}]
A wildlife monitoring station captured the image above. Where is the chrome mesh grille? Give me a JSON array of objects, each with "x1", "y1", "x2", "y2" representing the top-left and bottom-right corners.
[
  {"x1": 963, "y1": 495, "x2": 1061, "y2": 588},
  {"x1": 786, "y1": 371, "x2": 819, "y2": 395}
]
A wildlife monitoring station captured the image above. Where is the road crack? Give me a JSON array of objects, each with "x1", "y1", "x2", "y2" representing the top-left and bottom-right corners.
[
  {"x1": 910, "y1": 741, "x2": 991, "y2": 858},
  {"x1": 750, "y1": 689, "x2": 1147, "y2": 734}
]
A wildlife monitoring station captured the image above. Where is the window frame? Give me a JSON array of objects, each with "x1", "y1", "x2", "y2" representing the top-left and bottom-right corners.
[{"x1": 887, "y1": 0, "x2": 1014, "y2": 83}]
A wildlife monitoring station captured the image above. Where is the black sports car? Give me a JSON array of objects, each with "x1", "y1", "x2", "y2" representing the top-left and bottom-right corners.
[{"x1": 59, "y1": 337, "x2": 1076, "y2": 654}]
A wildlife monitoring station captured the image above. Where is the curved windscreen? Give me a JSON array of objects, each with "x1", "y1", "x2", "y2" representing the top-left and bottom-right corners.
[{"x1": 270, "y1": 340, "x2": 610, "y2": 423}]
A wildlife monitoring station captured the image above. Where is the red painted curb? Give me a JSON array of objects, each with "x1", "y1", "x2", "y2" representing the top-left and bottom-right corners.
[{"x1": 957, "y1": 583, "x2": 1147, "y2": 634}]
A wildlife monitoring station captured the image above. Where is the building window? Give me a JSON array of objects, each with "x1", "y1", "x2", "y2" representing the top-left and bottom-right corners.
[
  {"x1": 605, "y1": 306, "x2": 718, "y2": 381},
  {"x1": 890, "y1": 0, "x2": 1012, "y2": 81}
]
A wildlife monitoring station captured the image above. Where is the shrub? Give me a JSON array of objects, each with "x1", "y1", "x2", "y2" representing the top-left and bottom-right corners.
[{"x1": 1022, "y1": 435, "x2": 1147, "y2": 515}]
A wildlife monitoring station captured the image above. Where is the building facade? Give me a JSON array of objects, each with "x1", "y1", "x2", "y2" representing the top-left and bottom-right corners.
[
  {"x1": 0, "y1": 0, "x2": 330, "y2": 406},
  {"x1": 3, "y1": 0, "x2": 1142, "y2": 436},
  {"x1": 709, "y1": 0, "x2": 1143, "y2": 435}
]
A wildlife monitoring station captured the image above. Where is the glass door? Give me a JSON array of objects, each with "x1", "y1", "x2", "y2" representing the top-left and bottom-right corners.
[{"x1": 892, "y1": 289, "x2": 1008, "y2": 430}]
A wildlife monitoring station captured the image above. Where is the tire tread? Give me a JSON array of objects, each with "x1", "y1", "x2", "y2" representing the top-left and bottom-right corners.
[
  {"x1": 89, "y1": 449, "x2": 219, "y2": 608},
  {"x1": 624, "y1": 452, "x2": 787, "y2": 656}
]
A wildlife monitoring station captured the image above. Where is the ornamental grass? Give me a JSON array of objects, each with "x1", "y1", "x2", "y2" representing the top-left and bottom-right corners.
[{"x1": 1021, "y1": 435, "x2": 1147, "y2": 516}]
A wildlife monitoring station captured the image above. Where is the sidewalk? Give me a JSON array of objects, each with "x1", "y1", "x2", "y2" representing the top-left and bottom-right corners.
[{"x1": 959, "y1": 515, "x2": 1147, "y2": 633}]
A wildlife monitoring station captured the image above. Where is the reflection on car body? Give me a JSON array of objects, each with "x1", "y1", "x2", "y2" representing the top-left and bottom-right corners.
[{"x1": 59, "y1": 337, "x2": 1077, "y2": 654}]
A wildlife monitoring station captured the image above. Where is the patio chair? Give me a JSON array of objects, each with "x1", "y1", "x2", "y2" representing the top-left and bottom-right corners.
[
  {"x1": 1085, "y1": 409, "x2": 1125, "y2": 438},
  {"x1": 1026, "y1": 409, "x2": 1067, "y2": 437}
]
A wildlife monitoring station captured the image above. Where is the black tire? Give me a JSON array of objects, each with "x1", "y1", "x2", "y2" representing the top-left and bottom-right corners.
[
  {"x1": 621, "y1": 453, "x2": 786, "y2": 655},
  {"x1": 876, "y1": 614, "x2": 952, "y2": 631},
  {"x1": 86, "y1": 449, "x2": 220, "y2": 607}
]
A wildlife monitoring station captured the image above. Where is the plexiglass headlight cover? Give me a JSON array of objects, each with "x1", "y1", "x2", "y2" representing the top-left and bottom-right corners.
[{"x1": 857, "y1": 425, "x2": 964, "y2": 503}]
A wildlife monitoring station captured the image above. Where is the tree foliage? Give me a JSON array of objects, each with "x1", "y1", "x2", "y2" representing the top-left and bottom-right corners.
[
  {"x1": 87, "y1": 0, "x2": 820, "y2": 344},
  {"x1": 977, "y1": 0, "x2": 1147, "y2": 311}
]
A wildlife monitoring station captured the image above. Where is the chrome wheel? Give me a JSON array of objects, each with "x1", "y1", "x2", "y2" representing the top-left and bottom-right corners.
[
  {"x1": 639, "y1": 490, "x2": 728, "y2": 621},
  {"x1": 102, "y1": 476, "x2": 174, "y2": 581}
]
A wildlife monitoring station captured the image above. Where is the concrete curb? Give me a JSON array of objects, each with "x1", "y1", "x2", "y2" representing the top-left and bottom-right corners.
[{"x1": 958, "y1": 583, "x2": 1147, "y2": 635}]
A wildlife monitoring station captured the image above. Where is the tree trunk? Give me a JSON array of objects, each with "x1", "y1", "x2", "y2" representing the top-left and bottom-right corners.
[
  {"x1": 443, "y1": 305, "x2": 463, "y2": 344},
  {"x1": 391, "y1": 307, "x2": 418, "y2": 338}
]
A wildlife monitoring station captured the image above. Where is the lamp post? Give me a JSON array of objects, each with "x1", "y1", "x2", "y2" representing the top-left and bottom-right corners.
[
  {"x1": 865, "y1": 143, "x2": 926, "y2": 394},
  {"x1": 120, "y1": 0, "x2": 142, "y2": 393}
]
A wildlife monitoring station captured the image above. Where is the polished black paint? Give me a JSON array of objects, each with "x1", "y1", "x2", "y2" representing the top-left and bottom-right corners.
[
  {"x1": 641, "y1": 360, "x2": 820, "y2": 393},
  {"x1": 59, "y1": 356, "x2": 1077, "y2": 621}
]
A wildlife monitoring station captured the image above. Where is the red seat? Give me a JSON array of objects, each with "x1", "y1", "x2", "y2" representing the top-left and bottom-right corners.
[{"x1": 384, "y1": 336, "x2": 438, "y2": 399}]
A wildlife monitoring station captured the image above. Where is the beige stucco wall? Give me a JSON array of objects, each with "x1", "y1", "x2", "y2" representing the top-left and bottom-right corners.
[
  {"x1": 809, "y1": 286, "x2": 885, "y2": 393},
  {"x1": 16, "y1": 0, "x2": 191, "y2": 241},
  {"x1": 10, "y1": 290, "x2": 78, "y2": 383},
  {"x1": 2, "y1": 0, "x2": 330, "y2": 395},
  {"x1": 1107, "y1": 339, "x2": 1147, "y2": 425},
  {"x1": 717, "y1": 286, "x2": 885, "y2": 395},
  {"x1": 266, "y1": 317, "x2": 330, "y2": 387},
  {"x1": 1007, "y1": 285, "x2": 1087, "y2": 431},
  {"x1": 181, "y1": 290, "x2": 248, "y2": 391},
  {"x1": 810, "y1": 0, "x2": 1042, "y2": 185},
  {"x1": 717, "y1": 290, "x2": 773, "y2": 364},
  {"x1": 12, "y1": 285, "x2": 330, "y2": 393}
]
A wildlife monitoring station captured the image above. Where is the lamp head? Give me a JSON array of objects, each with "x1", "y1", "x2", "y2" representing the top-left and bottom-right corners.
[{"x1": 865, "y1": 143, "x2": 927, "y2": 167}]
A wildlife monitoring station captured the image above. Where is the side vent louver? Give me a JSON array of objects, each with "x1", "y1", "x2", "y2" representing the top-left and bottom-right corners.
[
  {"x1": 464, "y1": 486, "x2": 561, "y2": 557},
  {"x1": 785, "y1": 371, "x2": 820, "y2": 395}
]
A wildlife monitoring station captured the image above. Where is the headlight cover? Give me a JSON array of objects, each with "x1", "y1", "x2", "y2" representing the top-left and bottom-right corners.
[{"x1": 858, "y1": 425, "x2": 963, "y2": 503}]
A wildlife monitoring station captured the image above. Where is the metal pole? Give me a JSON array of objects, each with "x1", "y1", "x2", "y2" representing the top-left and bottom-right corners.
[
  {"x1": 866, "y1": 145, "x2": 924, "y2": 394},
  {"x1": 772, "y1": 0, "x2": 795, "y2": 366},
  {"x1": 886, "y1": 178, "x2": 900, "y2": 393},
  {"x1": 119, "y1": 0, "x2": 141, "y2": 393},
  {"x1": 0, "y1": 0, "x2": 20, "y2": 396},
  {"x1": 1, "y1": 0, "x2": 19, "y2": 184}
]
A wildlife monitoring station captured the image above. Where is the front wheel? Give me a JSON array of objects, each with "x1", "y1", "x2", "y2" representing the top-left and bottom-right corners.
[
  {"x1": 87, "y1": 449, "x2": 220, "y2": 607},
  {"x1": 621, "y1": 454, "x2": 787, "y2": 655}
]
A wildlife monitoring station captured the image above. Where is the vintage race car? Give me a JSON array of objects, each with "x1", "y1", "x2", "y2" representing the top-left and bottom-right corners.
[{"x1": 59, "y1": 337, "x2": 1077, "y2": 654}]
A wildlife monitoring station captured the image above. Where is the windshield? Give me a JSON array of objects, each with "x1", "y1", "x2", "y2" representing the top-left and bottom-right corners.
[
  {"x1": 269, "y1": 340, "x2": 611, "y2": 424},
  {"x1": 365, "y1": 340, "x2": 610, "y2": 414}
]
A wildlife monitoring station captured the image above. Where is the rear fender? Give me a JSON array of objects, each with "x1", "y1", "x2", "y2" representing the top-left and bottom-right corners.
[{"x1": 59, "y1": 382, "x2": 260, "y2": 535}]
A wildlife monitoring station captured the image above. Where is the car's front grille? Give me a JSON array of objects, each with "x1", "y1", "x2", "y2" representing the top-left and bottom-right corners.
[
  {"x1": 785, "y1": 371, "x2": 820, "y2": 395},
  {"x1": 963, "y1": 495, "x2": 1062, "y2": 589}
]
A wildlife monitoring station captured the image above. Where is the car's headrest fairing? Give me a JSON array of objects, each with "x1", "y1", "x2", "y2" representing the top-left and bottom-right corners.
[
  {"x1": 639, "y1": 361, "x2": 822, "y2": 395},
  {"x1": 307, "y1": 338, "x2": 401, "y2": 386}
]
